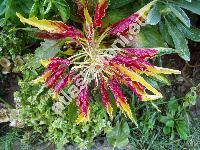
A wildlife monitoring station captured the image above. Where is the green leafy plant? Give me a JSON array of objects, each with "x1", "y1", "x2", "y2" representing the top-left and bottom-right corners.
[
  {"x1": 0, "y1": 0, "x2": 72, "y2": 27},
  {"x1": 107, "y1": 120, "x2": 131, "y2": 148},
  {"x1": 159, "y1": 98, "x2": 189, "y2": 140},
  {"x1": 13, "y1": 55, "x2": 112, "y2": 149},
  {"x1": 159, "y1": 85, "x2": 198, "y2": 140},
  {"x1": 29, "y1": 0, "x2": 70, "y2": 22},
  {"x1": 16, "y1": 0, "x2": 183, "y2": 125},
  {"x1": 145, "y1": 0, "x2": 200, "y2": 61},
  {"x1": 0, "y1": 0, "x2": 33, "y2": 26}
]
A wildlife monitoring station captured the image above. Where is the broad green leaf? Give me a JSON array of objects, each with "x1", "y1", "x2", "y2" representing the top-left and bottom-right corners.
[
  {"x1": 136, "y1": 26, "x2": 165, "y2": 48},
  {"x1": 165, "y1": 18, "x2": 190, "y2": 61},
  {"x1": 176, "y1": 120, "x2": 188, "y2": 140},
  {"x1": 66, "y1": 101, "x2": 78, "y2": 122},
  {"x1": 163, "y1": 126, "x2": 171, "y2": 135},
  {"x1": 1, "y1": 0, "x2": 33, "y2": 26},
  {"x1": 183, "y1": 87, "x2": 198, "y2": 107},
  {"x1": 146, "y1": 5, "x2": 161, "y2": 25},
  {"x1": 159, "y1": 116, "x2": 171, "y2": 124},
  {"x1": 168, "y1": 99, "x2": 178, "y2": 116},
  {"x1": 108, "y1": 7, "x2": 132, "y2": 24},
  {"x1": 169, "y1": 4, "x2": 190, "y2": 27},
  {"x1": 11, "y1": 0, "x2": 33, "y2": 17},
  {"x1": 107, "y1": 121, "x2": 130, "y2": 148},
  {"x1": 166, "y1": 120, "x2": 174, "y2": 127},
  {"x1": 156, "y1": 47, "x2": 180, "y2": 57},
  {"x1": 0, "y1": 0, "x2": 7, "y2": 16},
  {"x1": 173, "y1": 0, "x2": 200, "y2": 15},
  {"x1": 4, "y1": 0, "x2": 12, "y2": 21},
  {"x1": 53, "y1": 0, "x2": 70, "y2": 22},
  {"x1": 109, "y1": 0, "x2": 135, "y2": 9},
  {"x1": 159, "y1": 21, "x2": 174, "y2": 47},
  {"x1": 176, "y1": 22, "x2": 200, "y2": 42},
  {"x1": 32, "y1": 40, "x2": 63, "y2": 69}
]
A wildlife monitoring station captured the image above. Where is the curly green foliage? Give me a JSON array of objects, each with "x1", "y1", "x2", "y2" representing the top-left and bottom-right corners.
[
  {"x1": 0, "y1": 29, "x2": 34, "y2": 58},
  {"x1": 14, "y1": 56, "x2": 112, "y2": 149}
]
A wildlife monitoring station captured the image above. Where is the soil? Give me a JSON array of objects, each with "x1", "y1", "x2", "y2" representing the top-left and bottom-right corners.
[{"x1": 0, "y1": 73, "x2": 20, "y2": 108}]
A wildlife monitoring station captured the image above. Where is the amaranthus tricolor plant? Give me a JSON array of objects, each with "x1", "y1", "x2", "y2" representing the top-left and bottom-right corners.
[{"x1": 17, "y1": 0, "x2": 181, "y2": 124}]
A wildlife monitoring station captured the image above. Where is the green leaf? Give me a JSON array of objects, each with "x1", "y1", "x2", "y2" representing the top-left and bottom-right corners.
[
  {"x1": 176, "y1": 120, "x2": 189, "y2": 140},
  {"x1": 0, "y1": 0, "x2": 7, "y2": 16},
  {"x1": 163, "y1": 126, "x2": 171, "y2": 135},
  {"x1": 29, "y1": 0, "x2": 39, "y2": 17},
  {"x1": 66, "y1": 101, "x2": 78, "y2": 122},
  {"x1": 166, "y1": 120, "x2": 174, "y2": 127},
  {"x1": 146, "y1": 5, "x2": 161, "y2": 25},
  {"x1": 44, "y1": 1, "x2": 52, "y2": 15},
  {"x1": 107, "y1": 121, "x2": 130, "y2": 148},
  {"x1": 153, "y1": 74, "x2": 171, "y2": 86},
  {"x1": 176, "y1": 22, "x2": 200, "y2": 42},
  {"x1": 173, "y1": 0, "x2": 200, "y2": 15},
  {"x1": 109, "y1": 0, "x2": 135, "y2": 9},
  {"x1": 53, "y1": 0, "x2": 70, "y2": 22},
  {"x1": 108, "y1": 7, "x2": 132, "y2": 24},
  {"x1": 0, "y1": 0, "x2": 33, "y2": 25},
  {"x1": 183, "y1": 87, "x2": 198, "y2": 107},
  {"x1": 156, "y1": 47, "x2": 180, "y2": 57},
  {"x1": 159, "y1": 21, "x2": 174, "y2": 47},
  {"x1": 165, "y1": 18, "x2": 190, "y2": 61},
  {"x1": 169, "y1": 4, "x2": 191, "y2": 27},
  {"x1": 32, "y1": 40, "x2": 63, "y2": 69},
  {"x1": 136, "y1": 26, "x2": 165, "y2": 48},
  {"x1": 0, "y1": 18, "x2": 5, "y2": 26},
  {"x1": 168, "y1": 99, "x2": 178, "y2": 116},
  {"x1": 159, "y1": 116, "x2": 171, "y2": 124}
]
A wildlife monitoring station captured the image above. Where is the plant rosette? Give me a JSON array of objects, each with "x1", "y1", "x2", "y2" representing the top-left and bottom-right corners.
[{"x1": 17, "y1": 0, "x2": 181, "y2": 124}]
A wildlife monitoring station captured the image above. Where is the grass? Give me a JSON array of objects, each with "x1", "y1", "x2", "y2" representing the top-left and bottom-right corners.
[
  {"x1": 0, "y1": 118, "x2": 200, "y2": 150},
  {"x1": 0, "y1": 127, "x2": 21, "y2": 150},
  {"x1": 129, "y1": 118, "x2": 200, "y2": 150}
]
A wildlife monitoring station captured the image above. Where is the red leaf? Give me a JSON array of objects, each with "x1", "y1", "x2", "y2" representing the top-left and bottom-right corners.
[
  {"x1": 84, "y1": 8, "x2": 94, "y2": 45},
  {"x1": 45, "y1": 66, "x2": 67, "y2": 88},
  {"x1": 109, "y1": 13, "x2": 141, "y2": 36},
  {"x1": 100, "y1": 76, "x2": 113, "y2": 117},
  {"x1": 54, "y1": 70, "x2": 75, "y2": 94},
  {"x1": 94, "y1": 0, "x2": 108, "y2": 28},
  {"x1": 112, "y1": 55, "x2": 151, "y2": 71},
  {"x1": 36, "y1": 28, "x2": 84, "y2": 40},
  {"x1": 76, "y1": 87, "x2": 90, "y2": 123},
  {"x1": 124, "y1": 48, "x2": 158, "y2": 58},
  {"x1": 108, "y1": 78, "x2": 134, "y2": 120},
  {"x1": 109, "y1": 0, "x2": 157, "y2": 36}
]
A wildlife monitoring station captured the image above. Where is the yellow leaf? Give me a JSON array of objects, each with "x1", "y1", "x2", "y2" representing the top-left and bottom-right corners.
[
  {"x1": 84, "y1": 8, "x2": 93, "y2": 24},
  {"x1": 62, "y1": 49, "x2": 76, "y2": 55},
  {"x1": 117, "y1": 65, "x2": 162, "y2": 98},
  {"x1": 147, "y1": 66, "x2": 181, "y2": 75},
  {"x1": 106, "y1": 103, "x2": 113, "y2": 119},
  {"x1": 40, "y1": 59, "x2": 50, "y2": 67},
  {"x1": 76, "y1": 112, "x2": 89, "y2": 124},
  {"x1": 16, "y1": 13, "x2": 68, "y2": 34}
]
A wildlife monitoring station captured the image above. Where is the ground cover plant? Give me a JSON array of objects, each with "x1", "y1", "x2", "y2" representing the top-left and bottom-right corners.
[{"x1": 0, "y1": 0, "x2": 200, "y2": 149}]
